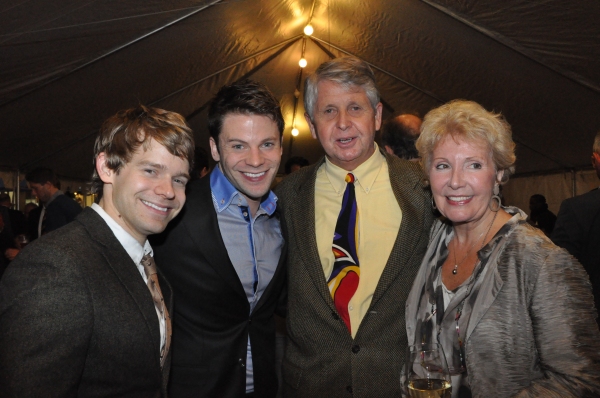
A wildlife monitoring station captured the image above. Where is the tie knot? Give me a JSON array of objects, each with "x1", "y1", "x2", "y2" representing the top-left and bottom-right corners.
[
  {"x1": 141, "y1": 254, "x2": 158, "y2": 277},
  {"x1": 345, "y1": 173, "x2": 355, "y2": 184}
]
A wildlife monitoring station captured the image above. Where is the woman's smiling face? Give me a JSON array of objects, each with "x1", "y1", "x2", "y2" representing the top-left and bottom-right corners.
[{"x1": 429, "y1": 134, "x2": 502, "y2": 226}]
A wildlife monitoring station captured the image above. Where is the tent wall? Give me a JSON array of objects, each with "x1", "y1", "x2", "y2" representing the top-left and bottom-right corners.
[
  {"x1": 503, "y1": 170, "x2": 598, "y2": 215},
  {"x1": 0, "y1": 169, "x2": 18, "y2": 193}
]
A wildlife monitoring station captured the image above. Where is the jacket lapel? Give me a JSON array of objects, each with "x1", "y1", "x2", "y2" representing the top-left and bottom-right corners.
[
  {"x1": 77, "y1": 209, "x2": 162, "y2": 365},
  {"x1": 371, "y1": 153, "x2": 430, "y2": 306},
  {"x1": 181, "y1": 177, "x2": 248, "y2": 301},
  {"x1": 289, "y1": 159, "x2": 338, "y2": 309},
  {"x1": 465, "y1": 258, "x2": 504, "y2": 341}
]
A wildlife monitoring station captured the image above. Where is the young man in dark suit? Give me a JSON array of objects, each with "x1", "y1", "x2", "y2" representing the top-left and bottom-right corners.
[
  {"x1": 153, "y1": 79, "x2": 286, "y2": 397},
  {"x1": 0, "y1": 105, "x2": 195, "y2": 397}
]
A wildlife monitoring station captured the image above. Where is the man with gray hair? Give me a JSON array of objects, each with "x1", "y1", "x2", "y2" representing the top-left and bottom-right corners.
[
  {"x1": 552, "y1": 130, "x2": 600, "y2": 327},
  {"x1": 275, "y1": 56, "x2": 433, "y2": 397}
]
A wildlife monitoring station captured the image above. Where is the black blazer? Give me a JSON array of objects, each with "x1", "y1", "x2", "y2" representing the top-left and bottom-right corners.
[
  {"x1": 552, "y1": 188, "x2": 600, "y2": 317},
  {"x1": 0, "y1": 208, "x2": 171, "y2": 397},
  {"x1": 153, "y1": 174, "x2": 286, "y2": 398}
]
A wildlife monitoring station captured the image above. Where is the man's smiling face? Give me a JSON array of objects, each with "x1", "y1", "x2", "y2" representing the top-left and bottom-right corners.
[
  {"x1": 98, "y1": 138, "x2": 189, "y2": 244},
  {"x1": 210, "y1": 113, "x2": 282, "y2": 213}
]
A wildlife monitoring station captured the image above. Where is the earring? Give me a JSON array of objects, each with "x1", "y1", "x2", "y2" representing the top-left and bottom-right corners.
[
  {"x1": 489, "y1": 183, "x2": 501, "y2": 212},
  {"x1": 431, "y1": 197, "x2": 437, "y2": 210}
]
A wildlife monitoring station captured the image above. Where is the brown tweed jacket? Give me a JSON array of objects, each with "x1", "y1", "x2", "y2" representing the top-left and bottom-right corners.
[
  {"x1": 275, "y1": 151, "x2": 434, "y2": 397},
  {"x1": 0, "y1": 208, "x2": 171, "y2": 397}
]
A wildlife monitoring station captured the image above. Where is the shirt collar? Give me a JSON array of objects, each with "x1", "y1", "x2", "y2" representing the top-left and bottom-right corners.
[
  {"x1": 210, "y1": 165, "x2": 278, "y2": 216},
  {"x1": 91, "y1": 203, "x2": 152, "y2": 265},
  {"x1": 324, "y1": 143, "x2": 385, "y2": 195},
  {"x1": 44, "y1": 190, "x2": 63, "y2": 207}
]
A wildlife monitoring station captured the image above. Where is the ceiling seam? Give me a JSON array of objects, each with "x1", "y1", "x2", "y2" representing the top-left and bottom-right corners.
[
  {"x1": 152, "y1": 35, "x2": 303, "y2": 105},
  {"x1": 20, "y1": 36, "x2": 303, "y2": 170},
  {"x1": 184, "y1": 37, "x2": 303, "y2": 121},
  {"x1": 309, "y1": 37, "x2": 568, "y2": 169},
  {"x1": 0, "y1": 5, "x2": 217, "y2": 41},
  {"x1": 418, "y1": 0, "x2": 600, "y2": 95},
  {"x1": 1, "y1": 0, "x2": 98, "y2": 43},
  {"x1": 310, "y1": 36, "x2": 447, "y2": 104},
  {"x1": 0, "y1": 0, "x2": 224, "y2": 109}
]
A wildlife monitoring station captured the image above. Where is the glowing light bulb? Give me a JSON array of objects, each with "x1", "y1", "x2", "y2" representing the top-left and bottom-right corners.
[
  {"x1": 292, "y1": 128, "x2": 299, "y2": 136},
  {"x1": 299, "y1": 58, "x2": 307, "y2": 68},
  {"x1": 303, "y1": 25, "x2": 314, "y2": 36}
]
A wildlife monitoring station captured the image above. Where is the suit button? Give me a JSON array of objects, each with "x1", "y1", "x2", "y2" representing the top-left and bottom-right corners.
[
  {"x1": 351, "y1": 345, "x2": 360, "y2": 354},
  {"x1": 248, "y1": 318, "x2": 252, "y2": 323},
  {"x1": 239, "y1": 358, "x2": 245, "y2": 368},
  {"x1": 346, "y1": 385, "x2": 353, "y2": 393},
  {"x1": 332, "y1": 312, "x2": 340, "y2": 320}
]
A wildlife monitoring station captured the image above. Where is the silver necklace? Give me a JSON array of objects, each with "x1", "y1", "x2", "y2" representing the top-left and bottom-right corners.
[{"x1": 451, "y1": 210, "x2": 498, "y2": 275}]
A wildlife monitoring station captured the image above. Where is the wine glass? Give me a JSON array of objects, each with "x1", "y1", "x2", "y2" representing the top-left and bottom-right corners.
[{"x1": 403, "y1": 343, "x2": 451, "y2": 398}]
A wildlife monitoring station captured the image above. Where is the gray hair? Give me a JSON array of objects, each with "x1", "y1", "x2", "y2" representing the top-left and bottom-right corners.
[{"x1": 304, "y1": 56, "x2": 380, "y2": 120}]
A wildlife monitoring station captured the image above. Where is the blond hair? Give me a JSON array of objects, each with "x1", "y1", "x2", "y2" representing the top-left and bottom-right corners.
[{"x1": 416, "y1": 100, "x2": 516, "y2": 183}]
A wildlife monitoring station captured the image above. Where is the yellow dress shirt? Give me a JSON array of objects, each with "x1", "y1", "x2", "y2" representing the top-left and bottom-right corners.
[{"x1": 315, "y1": 145, "x2": 402, "y2": 337}]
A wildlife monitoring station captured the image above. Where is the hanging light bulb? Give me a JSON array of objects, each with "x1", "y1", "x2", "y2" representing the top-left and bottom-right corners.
[
  {"x1": 299, "y1": 58, "x2": 307, "y2": 68},
  {"x1": 291, "y1": 128, "x2": 299, "y2": 136},
  {"x1": 303, "y1": 25, "x2": 314, "y2": 36}
]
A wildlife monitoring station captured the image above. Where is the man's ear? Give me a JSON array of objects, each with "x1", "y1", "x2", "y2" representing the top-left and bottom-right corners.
[
  {"x1": 209, "y1": 137, "x2": 221, "y2": 163},
  {"x1": 279, "y1": 135, "x2": 284, "y2": 156},
  {"x1": 305, "y1": 113, "x2": 318, "y2": 140},
  {"x1": 96, "y1": 152, "x2": 114, "y2": 184},
  {"x1": 374, "y1": 102, "x2": 383, "y2": 131}
]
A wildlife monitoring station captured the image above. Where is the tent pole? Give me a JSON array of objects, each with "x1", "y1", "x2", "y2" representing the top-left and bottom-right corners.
[{"x1": 16, "y1": 169, "x2": 20, "y2": 211}]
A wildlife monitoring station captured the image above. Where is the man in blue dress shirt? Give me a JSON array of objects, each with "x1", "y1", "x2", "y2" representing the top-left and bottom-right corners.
[{"x1": 153, "y1": 79, "x2": 286, "y2": 398}]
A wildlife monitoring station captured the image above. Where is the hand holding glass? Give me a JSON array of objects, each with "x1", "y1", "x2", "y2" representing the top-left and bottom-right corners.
[{"x1": 403, "y1": 343, "x2": 451, "y2": 398}]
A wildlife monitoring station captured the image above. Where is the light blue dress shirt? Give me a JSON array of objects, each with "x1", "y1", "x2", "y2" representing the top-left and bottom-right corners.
[{"x1": 210, "y1": 166, "x2": 283, "y2": 393}]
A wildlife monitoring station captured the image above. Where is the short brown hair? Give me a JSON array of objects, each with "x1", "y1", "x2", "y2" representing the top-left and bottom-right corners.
[
  {"x1": 91, "y1": 105, "x2": 195, "y2": 195},
  {"x1": 208, "y1": 79, "x2": 284, "y2": 147}
]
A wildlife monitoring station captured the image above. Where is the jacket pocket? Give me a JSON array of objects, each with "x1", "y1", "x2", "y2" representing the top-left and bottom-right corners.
[{"x1": 282, "y1": 357, "x2": 302, "y2": 390}]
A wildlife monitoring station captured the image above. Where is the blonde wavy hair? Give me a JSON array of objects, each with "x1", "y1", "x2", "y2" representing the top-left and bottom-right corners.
[{"x1": 416, "y1": 100, "x2": 516, "y2": 183}]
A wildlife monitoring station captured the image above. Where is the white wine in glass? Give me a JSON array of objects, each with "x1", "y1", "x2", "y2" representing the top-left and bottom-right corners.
[{"x1": 404, "y1": 343, "x2": 451, "y2": 398}]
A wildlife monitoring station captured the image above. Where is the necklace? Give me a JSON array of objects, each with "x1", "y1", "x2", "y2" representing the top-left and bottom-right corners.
[{"x1": 451, "y1": 210, "x2": 498, "y2": 275}]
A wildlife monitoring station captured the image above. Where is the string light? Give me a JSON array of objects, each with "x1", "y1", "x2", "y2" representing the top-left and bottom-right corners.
[
  {"x1": 299, "y1": 58, "x2": 307, "y2": 68},
  {"x1": 291, "y1": 128, "x2": 299, "y2": 136},
  {"x1": 303, "y1": 25, "x2": 314, "y2": 36}
]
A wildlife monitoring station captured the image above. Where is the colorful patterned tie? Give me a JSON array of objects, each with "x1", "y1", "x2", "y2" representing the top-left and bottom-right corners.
[
  {"x1": 141, "y1": 254, "x2": 172, "y2": 368},
  {"x1": 327, "y1": 173, "x2": 360, "y2": 331}
]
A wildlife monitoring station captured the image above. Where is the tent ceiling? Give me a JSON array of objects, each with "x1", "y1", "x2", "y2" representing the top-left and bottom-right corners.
[{"x1": 1, "y1": 0, "x2": 599, "y2": 182}]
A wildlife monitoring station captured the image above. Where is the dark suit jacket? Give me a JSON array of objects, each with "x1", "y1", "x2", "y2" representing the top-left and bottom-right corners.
[
  {"x1": 552, "y1": 188, "x2": 600, "y2": 318},
  {"x1": 274, "y1": 152, "x2": 434, "y2": 398},
  {"x1": 0, "y1": 208, "x2": 172, "y2": 397},
  {"x1": 152, "y1": 175, "x2": 286, "y2": 398},
  {"x1": 44, "y1": 192, "x2": 82, "y2": 233},
  {"x1": 0, "y1": 206, "x2": 14, "y2": 277}
]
